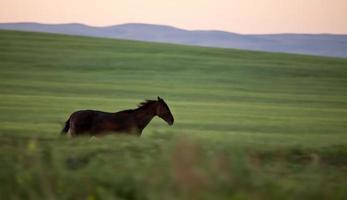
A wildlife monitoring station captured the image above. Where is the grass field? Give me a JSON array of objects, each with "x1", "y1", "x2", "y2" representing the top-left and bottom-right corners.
[{"x1": 0, "y1": 30, "x2": 347, "y2": 200}]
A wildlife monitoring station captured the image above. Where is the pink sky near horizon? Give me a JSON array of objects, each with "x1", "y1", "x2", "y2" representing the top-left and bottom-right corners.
[{"x1": 0, "y1": 0, "x2": 346, "y2": 34}]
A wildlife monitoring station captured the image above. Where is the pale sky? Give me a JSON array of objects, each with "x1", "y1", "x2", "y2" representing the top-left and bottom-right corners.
[{"x1": 0, "y1": 0, "x2": 346, "y2": 34}]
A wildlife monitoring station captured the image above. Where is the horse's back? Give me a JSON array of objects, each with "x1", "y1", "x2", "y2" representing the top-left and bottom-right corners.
[{"x1": 70, "y1": 110, "x2": 97, "y2": 121}]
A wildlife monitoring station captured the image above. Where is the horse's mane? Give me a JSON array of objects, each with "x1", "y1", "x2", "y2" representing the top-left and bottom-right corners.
[
  {"x1": 136, "y1": 100, "x2": 157, "y2": 109},
  {"x1": 117, "y1": 100, "x2": 157, "y2": 113}
]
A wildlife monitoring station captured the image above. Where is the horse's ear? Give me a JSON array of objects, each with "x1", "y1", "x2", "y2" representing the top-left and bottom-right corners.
[{"x1": 157, "y1": 96, "x2": 162, "y2": 101}]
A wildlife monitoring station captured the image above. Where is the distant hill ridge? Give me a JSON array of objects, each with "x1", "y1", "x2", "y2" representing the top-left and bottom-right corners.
[{"x1": 1, "y1": 22, "x2": 347, "y2": 58}]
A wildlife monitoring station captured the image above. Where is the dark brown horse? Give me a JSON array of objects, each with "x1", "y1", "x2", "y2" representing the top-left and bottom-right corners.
[{"x1": 61, "y1": 97, "x2": 174, "y2": 137}]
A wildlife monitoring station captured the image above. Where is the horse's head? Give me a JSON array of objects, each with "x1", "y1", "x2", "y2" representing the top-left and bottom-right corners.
[{"x1": 156, "y1": 96, "x2": 174, "y2": 125}]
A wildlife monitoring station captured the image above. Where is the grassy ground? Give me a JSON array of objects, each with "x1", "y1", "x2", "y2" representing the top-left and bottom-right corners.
[{"x1": 0, "y1": 30, "x2": 347, "y2": 200}]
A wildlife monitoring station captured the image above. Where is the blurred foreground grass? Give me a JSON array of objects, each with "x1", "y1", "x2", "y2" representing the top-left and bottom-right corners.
[{"x1": 1, "y1": 133, "x2": 347, "y2": 200}]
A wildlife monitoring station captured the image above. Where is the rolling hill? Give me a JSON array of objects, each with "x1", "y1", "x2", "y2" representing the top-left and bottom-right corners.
[{"x1": 1, "y1": 22, "x2": 347, "y2": 57}]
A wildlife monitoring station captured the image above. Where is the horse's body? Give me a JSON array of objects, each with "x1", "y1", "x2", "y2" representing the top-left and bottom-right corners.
[{"x1": 61, "y1": 97, "x2": 174, "y2": 137}]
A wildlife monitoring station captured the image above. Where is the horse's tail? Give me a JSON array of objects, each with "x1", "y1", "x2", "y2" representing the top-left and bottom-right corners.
[{"x1": 61, "y1": 117, "x2": 71, "y2": 135}]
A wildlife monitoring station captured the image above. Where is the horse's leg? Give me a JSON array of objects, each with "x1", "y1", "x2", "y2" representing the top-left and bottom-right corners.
[
  {"x1": 70, "y1": 119, "x2": 86, "y2": 137},
  {"x1": 89, "y1": 123, "x2": 103, "y2": 137},
  {"x1": 69, "y1": 126, "x2": 78, "y2": 137},
  {"x1": 69, "y1": 120, "x2": 77, "y2": 137}
]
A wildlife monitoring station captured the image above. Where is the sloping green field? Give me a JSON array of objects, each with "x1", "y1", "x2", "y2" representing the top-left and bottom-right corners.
[{"x1": 0, "y1": 30, "x2": 347, "y2": 199}]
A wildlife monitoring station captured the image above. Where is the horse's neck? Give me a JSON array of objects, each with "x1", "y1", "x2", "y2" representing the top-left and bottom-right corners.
[{"x1": 133, "y1": 105, "x2": 156, "y2": 130}]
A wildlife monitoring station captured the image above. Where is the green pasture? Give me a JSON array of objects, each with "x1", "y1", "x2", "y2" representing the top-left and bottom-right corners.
[{"x1": 0, "y1": 30, "x2": 346, "y2": 199}]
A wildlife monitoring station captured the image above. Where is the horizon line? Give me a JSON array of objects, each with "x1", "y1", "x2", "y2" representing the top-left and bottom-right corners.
[{"x1": 1, "y1": 21, "x2": 347, "y2": 36}]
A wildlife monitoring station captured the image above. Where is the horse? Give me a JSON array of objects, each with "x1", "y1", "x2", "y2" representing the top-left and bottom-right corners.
[{"x1": 61, "y1": 97, "x2": 174, "y2": 137}]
